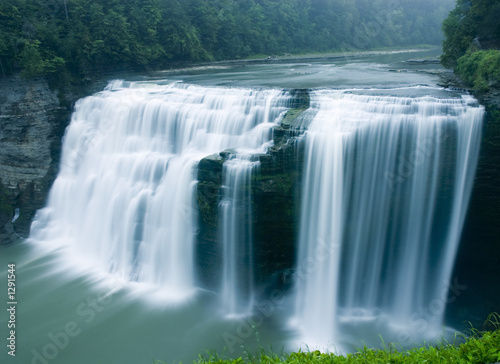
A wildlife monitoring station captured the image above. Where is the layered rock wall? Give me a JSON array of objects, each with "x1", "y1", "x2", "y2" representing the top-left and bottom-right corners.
[{"x1": 0, "y1": 76, "x2": 67, "y2": 243}]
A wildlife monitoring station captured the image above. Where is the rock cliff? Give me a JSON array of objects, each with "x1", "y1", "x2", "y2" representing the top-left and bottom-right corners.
[
  {"x1": 196, "y1": 90, "x2": 310, "y2": 294},
  {"x1": 0, "y1": 76, "x2": 68, "y2": 244}
]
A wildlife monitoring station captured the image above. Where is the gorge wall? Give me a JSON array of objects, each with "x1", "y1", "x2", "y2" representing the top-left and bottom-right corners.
[
  {"x1": 0, "y1": 76, "x2": 68, "y2": 244},
  {"x1": 0, "y1": 74, "x2": 111, "y2": 245}
]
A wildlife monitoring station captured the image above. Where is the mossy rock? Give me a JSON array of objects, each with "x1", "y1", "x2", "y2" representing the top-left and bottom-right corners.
[{"x1": 281, "y1": 89, "x2": 311, "y2": 130}]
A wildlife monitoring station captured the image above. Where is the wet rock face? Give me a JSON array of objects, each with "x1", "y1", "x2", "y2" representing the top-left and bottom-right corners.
[
  {"x1": 253, "y1": 131, "x2": 304, "y2": 293},
  {"x1": 0, "y1": 75, "x2": 66, "y2": 243},
  {"x1": 195, "y1": 132, "x2": 304, "y2": 294},
  {"x1": 196, "y1": 153, "x2": 225, "y2": 288},
  {"x1": 195, "y1": 91, "x2": 309, "y2": 294}
]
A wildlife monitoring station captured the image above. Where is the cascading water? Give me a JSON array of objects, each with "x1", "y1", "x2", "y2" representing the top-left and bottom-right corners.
[
  {"x1": 219, "y1": 156, "x2": 259, "y2": 315},
  {"x1": 30, "y1": 81, "x2": 290, "y2": 302},
  {"x1": 294, "y1": 89, "x2": 483, "y2": 349},
  {"x1": 27, "y1": 76, "x2": 484, "y2": 353}
]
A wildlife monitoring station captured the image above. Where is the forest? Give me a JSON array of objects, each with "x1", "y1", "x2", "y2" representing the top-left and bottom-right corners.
[
  {"x1": 441, "y1": 0, "x2": 500, "y2": 92},
  {"x1": 0, "y1": 0, "x2": 454, "y2": 82}
]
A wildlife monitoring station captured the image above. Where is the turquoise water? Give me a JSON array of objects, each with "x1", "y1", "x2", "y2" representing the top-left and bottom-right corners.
[{"x1": 1, "y1": 241, "x2": 294, "y2": 363}]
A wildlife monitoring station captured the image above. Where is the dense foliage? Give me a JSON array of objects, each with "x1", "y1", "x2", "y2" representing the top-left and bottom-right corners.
[
  {"x1": 0, "y1": 0, "x2": 454, "y2": 82},
  {"x1": 441, "y1": 0, "x2": 500, "y2": 92},
  {"x1": 456, "y1": 49, "x2": 500, "y2": 92},
  {"x1": 441, "y1": 0, "x2": 500, "y2": 68}
]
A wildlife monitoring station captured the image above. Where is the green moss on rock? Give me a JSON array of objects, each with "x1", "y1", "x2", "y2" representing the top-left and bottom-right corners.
[{"x1": 281, "y1": 89, "x2": 311, "y2": 130}]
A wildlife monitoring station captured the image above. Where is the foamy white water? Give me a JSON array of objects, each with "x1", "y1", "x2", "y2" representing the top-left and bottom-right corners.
[
  {"x1": 27, "y1": 78, "x2": 483, "y2": 350},
  {"x1": 219, "y1": 156, "x2": 259, "y2": 315},
  {"x1": 30, "y1": 81, "x2": 290, "y2": 301},
  {"x1": 293, "y1": 89, "x2": 483, "y2": 349}
]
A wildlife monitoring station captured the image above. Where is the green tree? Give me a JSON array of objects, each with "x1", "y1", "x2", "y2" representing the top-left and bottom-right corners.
[
  {"x1": 442, "y1": 0, "x2": 500, "y2": 68},
  {"x1": 0, "y1": 0, "x2": 459, "y2": 80}
]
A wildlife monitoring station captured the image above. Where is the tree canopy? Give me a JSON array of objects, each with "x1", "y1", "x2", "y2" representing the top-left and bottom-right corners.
[
  {"x1": 0, "y1": 0, "x2": 454, "y2": 81},
  {"x1": 441, "y1": 0, "x2": 500, "y2": 68},
  {"x1": 441, "y1": 0, "x2": 500, "y2": 91}
]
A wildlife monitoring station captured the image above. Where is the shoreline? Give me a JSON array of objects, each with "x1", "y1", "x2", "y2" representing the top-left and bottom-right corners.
[{"x1": 153, "y1": 46, "x2": 440, "y2": 75}]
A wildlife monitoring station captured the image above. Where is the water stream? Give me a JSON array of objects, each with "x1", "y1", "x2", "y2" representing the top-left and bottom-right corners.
[{"x1": 293, "y1": 91, "x2": 483, "y2": 350}]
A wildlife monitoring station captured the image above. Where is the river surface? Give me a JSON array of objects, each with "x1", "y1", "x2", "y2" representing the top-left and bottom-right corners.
[{"x1": 0, "y1": 48, "x2": 477, "y2": 364}]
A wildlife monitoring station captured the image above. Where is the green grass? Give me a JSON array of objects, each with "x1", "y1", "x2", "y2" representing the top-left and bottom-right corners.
[{"x1": 179, "y1": 313, "x2": 500, "y2": 364}]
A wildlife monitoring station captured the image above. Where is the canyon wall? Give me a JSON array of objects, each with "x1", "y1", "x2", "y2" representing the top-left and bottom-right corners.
[{"x1": 0, "y1": 76, "x2": 69, "y2": 243}]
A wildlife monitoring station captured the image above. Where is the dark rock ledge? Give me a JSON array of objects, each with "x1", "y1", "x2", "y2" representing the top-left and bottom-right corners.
[{"x1": 195, "y1": 90, "x2": 310, "y2": 293}]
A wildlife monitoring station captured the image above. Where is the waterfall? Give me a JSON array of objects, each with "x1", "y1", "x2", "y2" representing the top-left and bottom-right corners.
[
  {"x1": 28, "y1": 77, "x2": 484, "y2": 346},
  {"x1": 30, "y1": 81, "x2": 290, "y2": 302},
  {"x1": 294, "y1": 89, "x2": 483, "y2": 348},
  {"x1": 219, "y1": 156, "x2": 259, "y2": 315}
]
